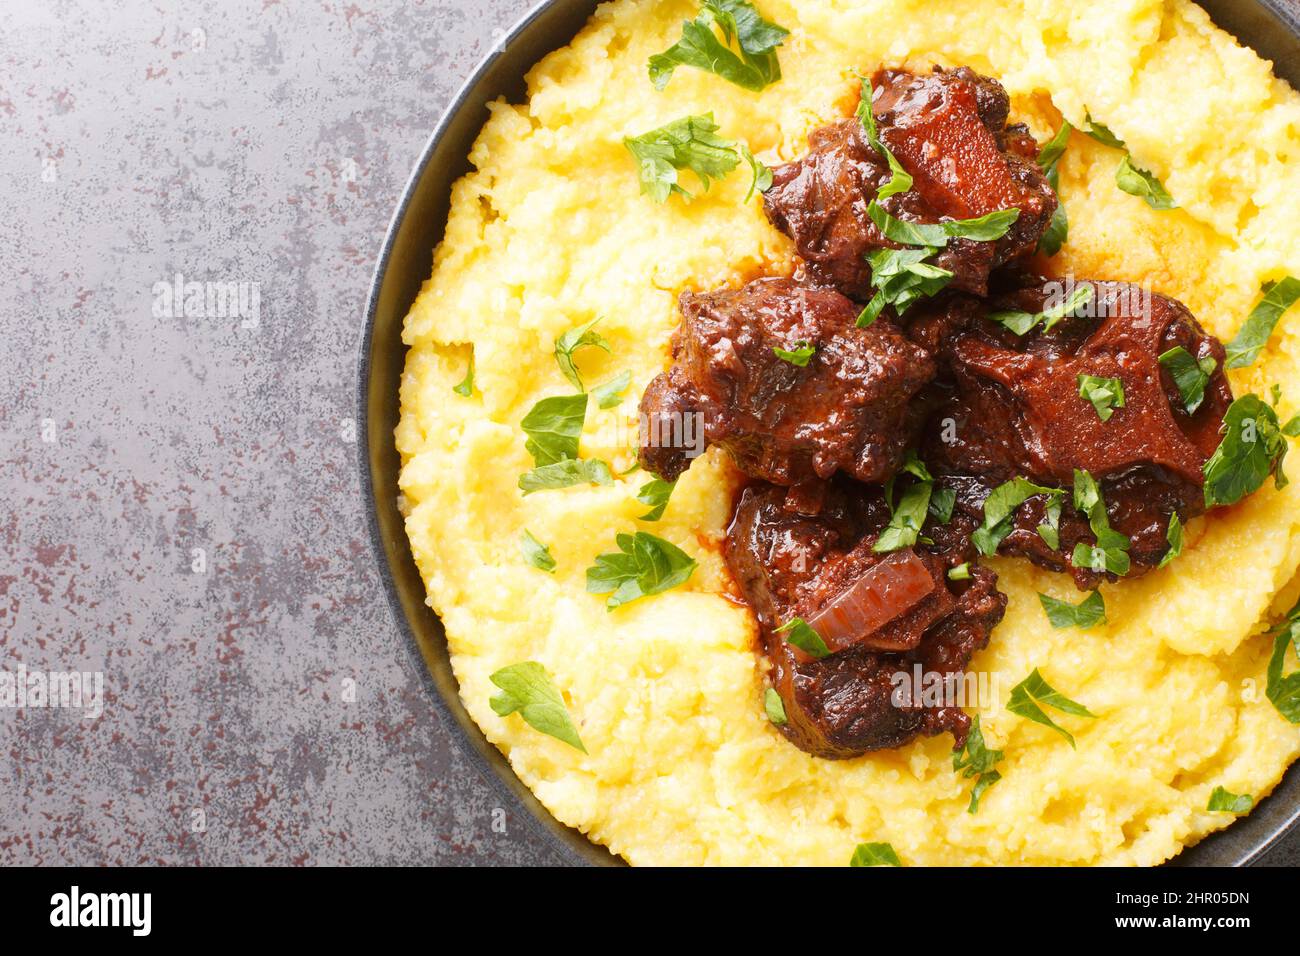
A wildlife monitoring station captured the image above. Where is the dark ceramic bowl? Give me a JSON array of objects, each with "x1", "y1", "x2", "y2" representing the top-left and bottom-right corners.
[{"x1": 360, "y1": 0, "x2": 1300, "y2": 867}]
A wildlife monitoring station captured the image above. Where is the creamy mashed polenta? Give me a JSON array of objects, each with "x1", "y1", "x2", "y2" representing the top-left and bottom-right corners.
[{"x1": 396, "y1": 0, "x2": 1300, "y2": 865}]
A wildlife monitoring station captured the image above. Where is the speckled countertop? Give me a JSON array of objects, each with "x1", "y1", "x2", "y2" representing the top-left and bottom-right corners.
[{"x1": 0, "y1": 0, "x2": 1294, "y2": 866}]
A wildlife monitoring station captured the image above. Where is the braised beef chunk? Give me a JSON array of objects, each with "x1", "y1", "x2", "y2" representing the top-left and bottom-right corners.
[
  {"x1": 762, "y1": 67, "x2": 1057, "y2": 301},
  {"x1": 913, "y1": 282, "x2": 1233, "y2": 587},
  {"x1": 725, "y1": 482, "x2": 1005, "y2": 759},
  {"x1": 636, "y1": 277, "x2": 934, "y2": 487}
]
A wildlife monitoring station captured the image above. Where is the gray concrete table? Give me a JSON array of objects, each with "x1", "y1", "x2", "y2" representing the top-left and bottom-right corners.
[{"x1": 0, "y1": 0, "x2": 1293, "y2": 866}]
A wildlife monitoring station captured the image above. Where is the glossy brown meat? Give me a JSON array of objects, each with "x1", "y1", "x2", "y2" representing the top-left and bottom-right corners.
[
  {"x1": 637, "y1": 277, "x2": 934, "y2": 489},
  {"x1": 913, "y1": 283, "x2": 1234, "y2": 587},
  {"x1": 762, "y1": 67, "x2": 1057, "y2": 301},
  {"x1": 724, "y1": 481, "x2": 1005, "y2": 759}
]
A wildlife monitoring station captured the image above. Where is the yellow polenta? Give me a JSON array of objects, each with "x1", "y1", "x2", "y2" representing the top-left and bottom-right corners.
[{"x1": 396, "y1": 0, "x2": 1300, "y2": 865}]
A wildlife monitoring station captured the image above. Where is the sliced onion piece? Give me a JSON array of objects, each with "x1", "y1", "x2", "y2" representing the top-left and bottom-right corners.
[{"x1": 806, "y1": 550, "x2": 938, "y2": 653}]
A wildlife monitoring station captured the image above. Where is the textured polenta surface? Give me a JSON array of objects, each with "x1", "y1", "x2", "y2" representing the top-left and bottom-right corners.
[{"x1": 397, "y1": 0, "x2": 1300, "y2": 865}]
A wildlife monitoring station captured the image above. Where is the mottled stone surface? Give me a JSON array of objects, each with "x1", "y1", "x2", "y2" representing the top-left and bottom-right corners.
[{"x1": 0, "y1": 0, "x2": 1294, "y2": 867}]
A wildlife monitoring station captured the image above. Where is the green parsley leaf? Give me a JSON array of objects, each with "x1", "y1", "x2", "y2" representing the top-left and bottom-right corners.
[
  {"x1": 1082, "y1": 110, "x2": 1126, "y2": 150},
  {"x1": 518, "y1": 458, "x2": 614, "y2": 495},
  {"x1": 1038, "y1": 495, "x2": 1062, "y2": 550},
  {"x1": 874, "y1": 480, "x2": 933, "y2": 553},
  {"x1": 489, "y1": 662, "x2": 586, "y2": 753},
  {"x1": 1203, "y1": 393, "x2": 1290, "y2": 507},
  {"x1": 849, "y1": 842, "x2": 902, "y2": 867},
  {"x1": 1207, "y1": 786, "x2": 1254, "y2": 814},
  {"x1": 1159, "y1": 346, "x2": 1217, "y2": 414},
  {"x1": 520, "y1": 529, "x2": 557, "y2": 573},
  {"x1": 929, "y1": 486, "x2": 956, "y2": 524},
  {"x1": 988, "y1": 282, "x2": 1095, "y2": 336},
  {"x1": 586, "y1": 531, "x2": 697, "y2": 610},
  {"x1": 899, "y1": 449, "x2": 933, "y2": 481},
  {"x1": 776, "y1": 617, "x2": 831, "y2": 659},
  {"x1": 739, "y1": 142, "x2": 773, "y2": 201},
  {"x1": 1037, "y1": 119, "x2": 1072, "y2": 174},
  {"x1": 1078, "y1": 373, "x2": 1126, "y2": 422},
  {"x1": 1006, "y1": 668, "x2": 1095, "y2": 748},
  {"x1": 1035, "y1": 120, "x2": 1072, "y2": 256},
  {"x1": 1038, "y1": 590, "x2": 1106, "y2": 629},
  {"x1": 858, "y1": 246, "x2": 954, "y2": 325},
  {"x1": 1285, "y1": 413, "x2": 1300, "y2": 438},
  {"x1": 1070, "y1": 469, "x2": 1132, "y2": 575},
  {"x1": 1224, "y1": 277, "x2": 1300, "y2": 369},
  {"x1": 856, "y1": 76, "x2": 912, "y2": 199},
  {"x1": 635, "y1": 478, "x2": 676, "y2": 521},
  {"x1": 648, "y1": 0, "x2": 789, "y2": 93},
  {"x1": 773, "y1": 341, "x2": 815, "y2": 366},
  {"x1": 764, "y1": 687, "x2": 787, "y2": 725},
  {"x1": 948, "y1": 562, "x2": 971, "y2": 581},
  {"x1": 972, "y1": 477, "x2": 1063, "y2": 556},
  {"x1": 625, "y1": 113, "x2": 750, "y2": 203},
  {"x1": 867, "y1": 201, "x2": 1020, "y2": 247},
  {"x1": 1265, "y1": 598, "x2": 1300, "y2": 723},
  {"x1": 554, "y1": 318, "x2": 610, "y2": 391},
  {"x1": 1116, "y1": 154, "x2": 1177, "y2": 210},
  {"x1": 953, "y1": 715, "x2": 1003, "y2": 814},
  {"x1": 521, "y1": 393, "x2": 588, "y2": 466},
  {"x1": 591, "y1": 370, "x2": 632, "y2": 410},
  {"x1": 1157, "y1": 512, "x2": 1183, "y2": 569},
  {"x1": 453, "y1": 351, "x2": 475, "y2": 397}
]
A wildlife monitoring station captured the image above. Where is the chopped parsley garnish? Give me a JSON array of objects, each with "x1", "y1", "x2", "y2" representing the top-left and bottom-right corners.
[
  {"x1": 591, "y1": 370, "x2": 632, "y2": 409},
  {"x1": 773, "y1": 341, "x2": 815, "y2": 366},
  {"x1": 1038, "y1": 495, "x2": 1062, "y2": 550},
  {"x1": 1207, "y1": 786, "x2": 1254, "y2": 814},
  {"x1": 929, "y1": 486, "x2": 956, "y2": 524},
  {"x1": 624, "y1": 113, "x2": 769, "y2": 203},
  {"x1": 1082, "y1": 109, "x2": 1126, "y2": 150},
  {"x1": 554, "y1": 318, "x2": 610, "y2": 391},
  {"x1": 972, "y1": 477, "x2": 1063, "y2": 556},
  {"x1": 1202, "y1": 393, "x2": 1289, "y2": 507},
  {"x1": 1157, "y1": 512, "x2": 1183, "y2": 569},
  {"x1": 518, "y1": 393, "x2": 615, "y2": 493},
  {"x1": 1070, "y1": 469, "x2": 1131, "y2": 576},
  {"x1": 1115, "y1": 154, "x2": 1177, "y2": 209},
  {"x1": 1078, "y1": 374, "x2": 1125, "y2": 422},
  {"x1": 586, "y1": 531, "x2": 697, "y2": 610},
  {"x1": 1224, "y1": 277, "x2": 1300, "y2": 369},
  {"x1": 988, "y1": 282, "x2": 1095, "y2": 335},
  {"x1": 648, "y1": 0, "x2": 788, "y2": 93},
  {"x1": 1265, "y1": 596, "x2": 1300, "y2": 723},
  {"x1": 489, "y1": 662, "x2": 587, "y2": 753},
  {"x1": 764, "y1": 687, "x2": 787, "y2": 725},
  {"x1": 874, "y1": 480, "x2": 933, "y2": 553},
  {"x1": 857, "y1": 203, "x2": 1018, "y2": 325},
  {"x1": 520, "y1": 529, "x2": 557, "y2": 573},
  {"x1": 1159, "y1": 346, "x2": 1216, "y2": 414},
  {"x1": 453, "y1": 351, "x2": 475, "y2": 397},
  {"x1": 1036, "y1": 119, "x2": 1071, "y2": 256},
  {"x1": 1038, "y1": 590, "x2": 1106, "y2": 629},
  {"x1": 1286, "y1": 414, "x2": 1300, "y2": 438},
  {"x1": 856, "y1": 76, "x2": 912, "y2": 199},
  {"x1": 867, "y1": 201, "x2": 1020, "y2": 247},
  {"x1": 858, "y1": 247, "x2": 954, "y2": 327},
  {"x1": 521, "y1": 393, "x2": 587, "y2": 465},
  {"x1": 849, "y1": 843, "x2": 902, "y2": 867},
  {"x1": 776, "y1": 617, "x2": 831, "y2": 659},
  {"x1": 948, "y1": 562, "x2": 971, "y2": 581},
  {"x1": 953, "y1": 715, "x2": 1003, "y2": 814},
  {"x1": 1080, "y1": 110, "x2": 1176, "y2": 209},
  {"x1": 1006, "y1": 668, "x2": 1096, "y2": 748},
  {"x1": 518, "y1": 458, "x2": 614, "y2": 495},
  {"x1": 635, "y1": 478, "x2": 676, "y2": 521}
]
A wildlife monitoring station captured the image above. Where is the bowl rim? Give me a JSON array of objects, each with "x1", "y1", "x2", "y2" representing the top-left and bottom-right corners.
[{"x1": 360, "y1": 0, "x2": 1300, "y2": 868}]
